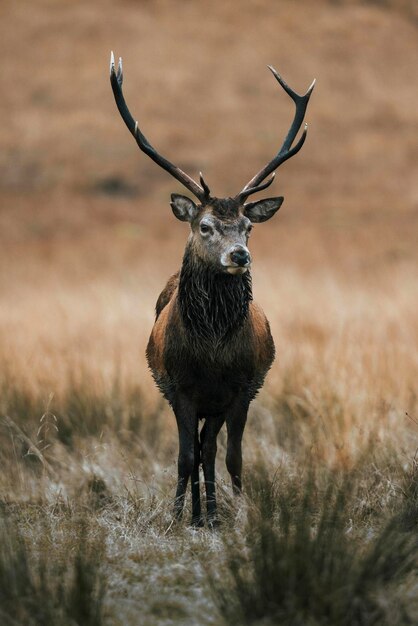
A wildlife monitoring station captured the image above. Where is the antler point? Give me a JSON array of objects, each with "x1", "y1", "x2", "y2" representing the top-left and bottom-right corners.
[
  {"x1": 307, "y1": 78, "x2": 316, "y2": 95},
  {"x1": 199, "y1": 172, "x2": 211, "y2": 197}
]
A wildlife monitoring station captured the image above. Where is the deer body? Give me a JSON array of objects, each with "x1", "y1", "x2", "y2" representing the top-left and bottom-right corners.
[
  {"x1": 146, "y1": 200, "x2": 275, "y2": 523},
  {"x1": 110, "y1": 53, "x2": 314, "y2": 524},
  {"x1": 147, "y1": 241, "x2": 274, "y2": 412}
]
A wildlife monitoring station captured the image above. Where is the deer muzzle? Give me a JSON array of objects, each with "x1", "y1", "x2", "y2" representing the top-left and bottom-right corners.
[{"x1": 222, "y1": 245, "x2": 251, "y2": 275}]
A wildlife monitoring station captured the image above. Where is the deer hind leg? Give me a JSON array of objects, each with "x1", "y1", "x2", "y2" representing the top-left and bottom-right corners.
[
  {"x1": 191, "y1": 424, "x2": 203, "y2": 527},
  {"x1": 226, "y1": 402, "x2": 249, "y2": 494},
  {"x1": 201, "y1": 415, "x2": 225, "y2": 526},
  {"x1": 173, "y1": 395, "x2": 198, "y2": 520}
]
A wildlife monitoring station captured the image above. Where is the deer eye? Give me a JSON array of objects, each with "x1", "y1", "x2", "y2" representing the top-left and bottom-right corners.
[
  {"x1": 247, "y1": 224, "x2": 253, "y2": 235},
  {"x1": 200, "y1": 222, "x2": 212, "y2": 235}
]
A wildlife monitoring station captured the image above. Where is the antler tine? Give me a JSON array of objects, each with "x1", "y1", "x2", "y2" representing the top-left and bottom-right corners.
[
  {"x1": 236, "y1": 67, "x2": 315, "y2": 202},
  {"x1": 199, "y1": 172, "x2": 211, "y2": 199},
  {"x1": 235, "y1": 173, "x2": 275, "y2": 205},
  {"x1": 267, "y1": 66, "x2": 315, "y2": 155},
  {"x1": 109, "y1": 52, "x2": 206, "y2": 202}
]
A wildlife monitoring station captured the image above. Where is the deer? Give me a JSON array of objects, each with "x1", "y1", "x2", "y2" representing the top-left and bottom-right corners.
[{"x1": 110, "y1": 52, "x2": 315, "y2": 526}]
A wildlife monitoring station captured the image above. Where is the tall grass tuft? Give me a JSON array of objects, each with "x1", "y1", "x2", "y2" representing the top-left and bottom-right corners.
[
  {"x1": 397, "y1": 451, "x2": 418, "y2": 532},
  {"x1": 0, "y1": 513, "x2": 107, "y2": 626},
  {"x1": 209, "y1": 463, "x2": 418, "y2": 626}
]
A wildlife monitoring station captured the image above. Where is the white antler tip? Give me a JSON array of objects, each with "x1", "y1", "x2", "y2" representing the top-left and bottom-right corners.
[
  {"x1": 110, "y1": 50, "x2": 115, "y2": 73},
  {"x1": 308, "y1": 78, "x2": 316, "y2": 93}
]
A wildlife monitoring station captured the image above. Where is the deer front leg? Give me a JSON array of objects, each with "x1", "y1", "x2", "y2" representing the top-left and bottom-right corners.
[
  {"x1": 201, "y1": 415, "x2": 225, "y2": 526},
  {"x1": 226, "y1": 402, "x2": 249, "y2": 494},
  {"x1": 173, "y1": 395, "x2": 198, "y2": 521}
]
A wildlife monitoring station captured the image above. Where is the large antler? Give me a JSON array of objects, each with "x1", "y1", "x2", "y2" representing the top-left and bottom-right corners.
[
  {"x1": 110, "y1": 52, "x2": 210, "y2": 202},
  {"x1": 236, "y1": 67, "x2": 315, "y2": 204}
]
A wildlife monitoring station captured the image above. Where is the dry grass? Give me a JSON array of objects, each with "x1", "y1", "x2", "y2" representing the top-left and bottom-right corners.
[
  {"x1": 1, "y1": 0, "x2": 418, "y2": 623},
  {"x1": 209, "y1": 464, "x2": 418, "y2": 626},
  {"x1": 0, "y1": 217, "x2": 417, "y2": 622}
]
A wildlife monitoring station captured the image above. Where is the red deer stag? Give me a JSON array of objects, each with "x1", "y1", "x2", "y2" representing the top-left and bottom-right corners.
[{"x1": 110, "y1": 53, "x2": 315, "y2": 526}]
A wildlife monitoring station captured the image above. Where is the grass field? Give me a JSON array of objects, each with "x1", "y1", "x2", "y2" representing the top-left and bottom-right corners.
[{"x1": 1, "y1": 0, "x2": 418, "y2": 624}]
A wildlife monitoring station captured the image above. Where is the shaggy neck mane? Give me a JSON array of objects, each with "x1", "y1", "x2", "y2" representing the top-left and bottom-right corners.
[{"x1": 179, "y1": 244, "x2": 252, "y2": 342}]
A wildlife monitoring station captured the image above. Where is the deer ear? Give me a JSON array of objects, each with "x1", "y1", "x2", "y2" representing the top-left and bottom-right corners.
[
  {"x1": 243, "y1": 196, "x2": 284, "y2": 223},
  {"x1": 170, "y1": 194, "x2": 198, "y2": 222}
]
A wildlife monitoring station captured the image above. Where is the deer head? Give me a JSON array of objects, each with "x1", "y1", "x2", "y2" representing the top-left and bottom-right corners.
[{"x1": 110, "y1": 53, "x2": 315, "y2": 274}]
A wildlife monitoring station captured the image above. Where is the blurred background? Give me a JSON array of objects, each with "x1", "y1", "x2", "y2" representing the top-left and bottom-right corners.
[{"x1": 0, "y1": 0, "x2": 417, "y2": 421}]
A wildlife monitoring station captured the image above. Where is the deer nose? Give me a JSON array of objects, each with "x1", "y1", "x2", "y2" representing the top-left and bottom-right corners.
[{"x1": 230, "y1": 246, "x2": 251, "y2": 267}]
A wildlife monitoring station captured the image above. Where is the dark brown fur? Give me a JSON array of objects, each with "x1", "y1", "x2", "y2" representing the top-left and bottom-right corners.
[{"x1": 146, "y1": 235, "x2": 275, "y2": 525}]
